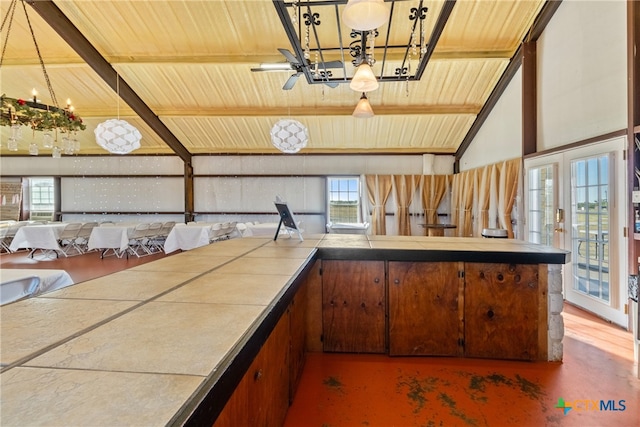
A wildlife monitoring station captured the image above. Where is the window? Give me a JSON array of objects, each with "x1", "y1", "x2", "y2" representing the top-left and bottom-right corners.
[
  {"x1": 328, "y1": 177, "x2": 361, "y2": 224},
  {"x1": 29, "y1": 177, "x2": 55, "y2": 221}
]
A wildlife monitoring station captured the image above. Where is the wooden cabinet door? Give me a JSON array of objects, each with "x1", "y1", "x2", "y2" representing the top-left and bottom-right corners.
[
  {"x1": 215, "y1": 308, "x2": 291, "y2": 427},
  {"x1": 388, "y1": 262, "x2": 462, "y2": 356},
  {"x1": 322, "y1": 260, "x2": 386, "y2": 353},
  {"x1": 289, "y1": 288, "x2": 306, "y2": 403},
  {"x1": 464, "y1": 263, "x2": 539, "y2": 360}
]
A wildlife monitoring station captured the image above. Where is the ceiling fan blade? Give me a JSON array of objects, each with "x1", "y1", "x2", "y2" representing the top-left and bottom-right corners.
[
  {"x1": 323, "y1": 81, "x2": 339, "y2": 88},
  {"x1": 320, "y1": 60, "x2": 343, "y2": 69},
  {"x1": 278, "y1": 48, "x2": 301, "y2": 65},
  {"x1": 251, "y1": 63, "x2": 294, "y2": 72},
  {"x1": 282, "y1": 73, "x2": 301, "y2": 90}
]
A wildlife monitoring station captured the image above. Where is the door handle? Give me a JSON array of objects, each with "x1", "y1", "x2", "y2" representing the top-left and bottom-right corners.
[{"x1": 554, "y1": 227, "x2": 564, "y2": 233}]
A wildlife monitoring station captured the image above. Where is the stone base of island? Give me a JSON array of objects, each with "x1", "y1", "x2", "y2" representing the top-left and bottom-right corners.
[{"x1": 0, "y1": 234, "x2": 569, "y2": 426}]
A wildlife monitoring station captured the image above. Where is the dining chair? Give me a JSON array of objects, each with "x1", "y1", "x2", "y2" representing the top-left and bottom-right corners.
[
  {"x1": 1, "y1": 222, "x2": 27, "y2": 253},
  {"x1": 0, "y1": 226, "x2": 10, "y2": 253},
  {"x1": 208, "y1": 223, "x2": 224, "y2": 243},
  {"x1": 151, "y1": 221, "x2": 176, "y2": 249},
  {"x1": 223, "y1": 221, "x2": 238, "y2": 239},
  {"x1": 126, "y1": 223, "x2": 152, "y2": 257},
  {"x1": 145, "y1": 222, "x2": 164, "y2": 253},
  {"x1": 56, "y1": 222, "x2": 83, "y2": 256},
  {"x1": 73, "y1": 222, "x2": 99, "y2": 254},
  {"x1": 0, "y1": 276, "x2": 40, "y2": 306}
]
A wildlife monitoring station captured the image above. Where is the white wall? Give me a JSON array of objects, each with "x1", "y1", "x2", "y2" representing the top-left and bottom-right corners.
[
  {"x1": 463, "y1": 0, "x2": 627, "y2": 160},
  {"x1": 1, "y1": 154, "x2": 455, "y2": 234},
  {"x1": 537, "y1": 0, "x2": 627, "y2": 150},
  {"x1": 459, "y1": 68, "x2": 523, "y2": 171}
]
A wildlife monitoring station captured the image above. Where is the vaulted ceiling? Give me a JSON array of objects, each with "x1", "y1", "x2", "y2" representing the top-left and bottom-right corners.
[{"x1": 0, "y1": 0, "x2": 547, "y2": 157}]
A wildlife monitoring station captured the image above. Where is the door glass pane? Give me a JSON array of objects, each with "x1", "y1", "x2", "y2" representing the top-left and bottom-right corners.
[
  {"x1": 527, "y1": 165, "x2": 554, "y2": 245},
  {"x1": 570, "y1": 155, "x2": 609, "y2": 303}
]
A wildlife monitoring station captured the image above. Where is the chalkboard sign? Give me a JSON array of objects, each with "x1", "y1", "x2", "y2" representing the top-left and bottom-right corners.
[{"x1": 274, "y1": 201, "x2": 303, "y2": 241}]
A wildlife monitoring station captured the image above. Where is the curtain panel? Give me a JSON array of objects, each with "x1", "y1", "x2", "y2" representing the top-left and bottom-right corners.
[
  {"x1": 392, "y1": 175, "x2": 419, "y2": 236},
  {"x1": 421, "y1": 175, "x2": 450, "y2": 225},
  {"x1": 365, "y1": 175, "x2": 392, "y2": 235},
  {"x1": 497, "y1": 158, "x2": 522, "y2": 238}
]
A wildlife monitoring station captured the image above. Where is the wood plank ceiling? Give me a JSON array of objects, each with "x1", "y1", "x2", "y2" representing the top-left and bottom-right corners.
[{"x1": 0, "y1": 0, "x2": 545, "y2": 157}]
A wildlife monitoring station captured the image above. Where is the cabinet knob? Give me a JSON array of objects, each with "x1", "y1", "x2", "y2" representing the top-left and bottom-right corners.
[
  {"x1": 254, "y1": 369, "x2": 263, "y2": 381},
  {"x1": 394, "y1": 279, "x2": 400, "y2": 285},
  {"x1": 487, "y1": 309, "x2": 495, "y2": 319},
  {"x1": 374, "y1": 277, "x2": 380, "y2": 284}
]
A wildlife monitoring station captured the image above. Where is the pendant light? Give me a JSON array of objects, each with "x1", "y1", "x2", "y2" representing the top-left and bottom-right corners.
[
  {"x1": 94, "y1": 74, "x2": 141, "y2": 155},
  {"x1": 342, "y1": 0, "x2": 390, "y2": 31},
  {"x1": 350, "y1": 62, "x2": 379, "y2": 92},
  {"x1": 352, "y1": 93, "x2": 374, "y2": 118}
]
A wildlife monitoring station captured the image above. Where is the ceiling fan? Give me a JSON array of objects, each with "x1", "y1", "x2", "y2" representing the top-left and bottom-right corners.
[{"x1": 251, "y1": 48, "x2": 342, "y2": 90}]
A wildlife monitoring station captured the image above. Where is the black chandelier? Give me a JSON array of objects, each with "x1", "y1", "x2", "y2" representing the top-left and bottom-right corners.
[{"x1": 271, "y1": 0, "x2": 456, "y2": 90}]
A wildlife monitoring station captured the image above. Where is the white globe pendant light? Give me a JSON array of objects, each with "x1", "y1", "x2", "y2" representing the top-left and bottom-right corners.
[
  {"x1": 270, "y1": 119, "x2": 308, "y2": 154},
  {"x1": 94, "y1": 119, "x2": 142, "y2": 154}
]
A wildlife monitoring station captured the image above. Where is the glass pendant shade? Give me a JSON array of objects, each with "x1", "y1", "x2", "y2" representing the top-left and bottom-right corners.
[
  {"x1": 353, "y1": 93, "x2": 374, "y2": 118},
  {"x1": 342, "y1": 0, "x2": 390, "y2": 31},
  {"x1": 350, "y1": 62, "x2": 379, "y2": 92},
  {"x1": 270, "y1": 119, "x2": 308, "y2": 153},
  {"x1": 94, "y1": 119, "x2": 142, "y2": 154}
]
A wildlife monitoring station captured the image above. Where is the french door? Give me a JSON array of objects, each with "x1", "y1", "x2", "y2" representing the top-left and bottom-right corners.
[{"x1": 524, "y1": 137, "x2": 628, "y2": 326}]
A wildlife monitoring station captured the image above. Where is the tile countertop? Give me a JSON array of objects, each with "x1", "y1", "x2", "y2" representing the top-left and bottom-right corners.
[{"x1": 0, "y1": 235, "x2": 569, "y2": 426}]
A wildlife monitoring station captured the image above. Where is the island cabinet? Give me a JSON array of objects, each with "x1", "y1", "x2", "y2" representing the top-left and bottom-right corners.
[
  {"x1": 214, "y1": 289, "x2": 307, "y2": 427},
  {"x1": 464, "y1": 263, "x2": 542, "y2": 361},
  {"x1": 317, "y1": 260, "x2": 546, "y2": 361},
  {"x1": 388, "y1": 261, "x2": 463, "y2": 356},
  {"x1": 322, "y1": 260, "x2": 386, "y2": 353}
]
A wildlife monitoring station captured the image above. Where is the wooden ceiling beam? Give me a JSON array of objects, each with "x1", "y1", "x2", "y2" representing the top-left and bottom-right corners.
[
  {"x1": 25, "y1": 0, "x2": 192, "y2": 163},
  {"x1": 0, "y1": 49, "x2": 513, "y2": 67},
  {"x1": 152, "y1": 105, "x2": 481, "y2": 117}
]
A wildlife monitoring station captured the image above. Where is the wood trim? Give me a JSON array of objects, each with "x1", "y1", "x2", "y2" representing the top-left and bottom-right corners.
[
  {"x1": 457, "y1": 261, "x2": 466, "y2": 357},
  {"x1": 628, "y1": 0, "x2": 640, "y2": 275},
  {"x1": 184, "y1": 162, "x2": 195, "y2": 223},
  {"x1": 522, "y1": 42, "x2": 537, "y2": 156},
  {"x1": 522, "y1": 129, "x2": 627, "y2": 160}
]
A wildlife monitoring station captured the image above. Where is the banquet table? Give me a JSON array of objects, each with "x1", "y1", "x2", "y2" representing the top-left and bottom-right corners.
[
  {"x1": 8, "y1": 223, "x2": 69, "y2": 256},
  {"x1": 245, "y1": 222, "x2": 287, "y2": 237},
  {"x1": 0, "y1": 268, "x2": 74, "y2": 305},
  {"x1": 87, "y1": 224, "x2": 137, "y2": 256},
  {"x1": 163, "y1": 224, "x2": 211, "y2": 253}
]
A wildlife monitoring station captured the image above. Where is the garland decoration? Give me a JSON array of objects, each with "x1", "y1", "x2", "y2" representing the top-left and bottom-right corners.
[{"x1": 1, "y1": 95, "x2": 86, "y2": 133}]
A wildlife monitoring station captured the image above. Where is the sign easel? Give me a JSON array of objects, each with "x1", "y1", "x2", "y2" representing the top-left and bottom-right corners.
[{"x1": 274, "y1": 202, "x2": 303, "y2": 241}]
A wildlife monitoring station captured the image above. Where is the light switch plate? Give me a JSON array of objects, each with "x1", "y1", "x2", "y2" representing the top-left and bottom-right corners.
[{"x1": 633, "y1": 191, "x2": 640, "y2": 203}]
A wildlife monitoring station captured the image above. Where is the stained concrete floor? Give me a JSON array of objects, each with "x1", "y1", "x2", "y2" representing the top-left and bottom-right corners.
[{"x1": 284, "y1": 305, "x2": 639, "y2": 427}]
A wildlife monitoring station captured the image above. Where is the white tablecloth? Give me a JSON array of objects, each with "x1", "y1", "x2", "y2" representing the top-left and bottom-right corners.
[
  {"x1": 88, "y1": 225, "x2": 135, "y2": 252},
  {"x1": 8, "y1": 224, "x2": 68, "y2": 252},
  {"x1": 1, "y1": 268, "x2": 75, "y2": 305},
  {"x1": 163, "y1": 225, "x2": 211, "y2": 253},
  {"x1": 245, "y1": 223, "x2": 282, "y2": 237}
]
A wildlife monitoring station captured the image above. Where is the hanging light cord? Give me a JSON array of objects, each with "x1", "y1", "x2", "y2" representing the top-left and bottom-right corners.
[
  {"x1": 0, "y1": 0, "x2": 59, "y2": 107},
  {"x1": 0, "y1": 0, "x2": 18, "y2": 69},
  {"x1": 23, "y1": 0, "x2": 59, "y2": 107}
]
